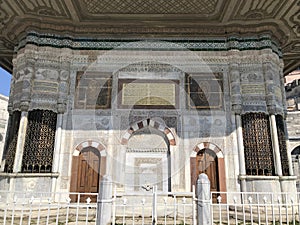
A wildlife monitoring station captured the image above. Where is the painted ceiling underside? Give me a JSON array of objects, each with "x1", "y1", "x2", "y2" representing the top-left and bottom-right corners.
[{"x1": 0, "y1": 0, "x2": 299, "y2": 74}]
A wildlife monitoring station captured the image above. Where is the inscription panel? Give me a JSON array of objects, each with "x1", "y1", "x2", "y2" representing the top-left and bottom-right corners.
[
  {"x1": 75, "y1": 72, "x2": 112, "y2": 109},
  {"x1": 118, "y1": 79, "x2": 179, "y2": 109},
  {"x1": 185, "y1": 73, "x2": 223, "y2": 110},
  {"x1": 241, "y1": 84, "x2": 265, "y2": 95}
]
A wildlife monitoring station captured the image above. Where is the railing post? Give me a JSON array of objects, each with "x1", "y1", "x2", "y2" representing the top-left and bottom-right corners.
[
  {"x1": 152, "y1": 185, "x2": 157, "y2": 225},
  {"x1": 197, "y1": 173, "x2": 211, "y2": 225},
  {"x1": 97, "y1": 175, "x2": 113, "y2": 225}
]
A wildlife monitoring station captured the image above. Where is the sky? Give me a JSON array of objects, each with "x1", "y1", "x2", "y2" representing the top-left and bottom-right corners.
[{"x1": 0, "y1": 67, "x2": 11, "y2": 96}]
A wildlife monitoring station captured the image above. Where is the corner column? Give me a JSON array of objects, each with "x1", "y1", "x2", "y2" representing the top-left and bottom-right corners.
[
  {"x1": 229, "y1": 62, "x2": 246, "y2": 192},
  {"x1": 12, "y1": 59, "x2": 34, "y2": 172},
  {"x1": 13, "y1": 104, "x2": 29, "y2": 172},
  {"x1": 280, "y1": 72, "x2": 294, "y2": 176},
  {"x1": 52, "y1": 113, "x2": 63, "y2": 172},
  {"x1": 51, "y1": 68, "x2": 70, "y2": 193},
  {"x1": 170, "y1": 145, "x2": 178, "y2": 192},
  {"x1": 270, "y1": 114, "x2": 283, "y2": 176},
  {"x1": 235, "y1": 114, "x2": 247, "y2": 191},
  {"x1": 263, "y1": 62, "x2": 283, "y2": 176}
]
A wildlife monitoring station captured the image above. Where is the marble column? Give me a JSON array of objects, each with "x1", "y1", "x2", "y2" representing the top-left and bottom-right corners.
[
  {"x1": 270, "y1": 114, "x2": 283, "y2": 176},
  {"x1": 235, "y1": 114, "x2": 247, "y2": 192},
  {"x1": 229, "y1": 62, "x2": 246, "y2": 191},
  {"x1": 13, "y1": 109, "x2": 28, "y2": 172},
  {"x1": 12, "y1": 61, "x2": 34, "y2": 172},
  {"x1": 52, "y1": 113, "x2": 63, "y2": 173},
  {"x1": 263, "y1": 62, "x2": 283, "y2": 176},
  {"x1": 52, "y1": 68, "x2": 69, "y2": 193},
  {"x1": 286, "y1": 139, "x2": 294, "y2": 176},
  {"x1": 282, "y1": 112, "x2": 294, "y2": 176},
  {"x1": 170, "y1": 145, "x2": 178, "y2": 191},
  {"x1": 51, "y1": 113, "x2": 63, "y2": 193}
]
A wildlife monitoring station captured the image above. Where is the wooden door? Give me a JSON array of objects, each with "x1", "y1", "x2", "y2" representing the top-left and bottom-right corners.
[
  {"x1": 77, "y1": 148, "x2": 100, "y2": 202},
  {"x1": 191, "y1": 149, "x2": 219, "y2": 201}
]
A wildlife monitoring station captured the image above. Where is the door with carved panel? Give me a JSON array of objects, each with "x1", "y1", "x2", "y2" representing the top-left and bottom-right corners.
[
  {"x1": 191, "y1": 149, "x2": 219, "y2": 201},
  {"x1": 76, "y1": 147, "x2": 100, "y2": 202}
]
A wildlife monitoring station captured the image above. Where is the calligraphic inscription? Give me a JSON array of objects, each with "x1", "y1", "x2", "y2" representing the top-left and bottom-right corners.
[
  {"x1": 241, "y1": 84, "x2": 265, "y2": 95},
  {"x1": 119, "y1": 79, "x2": 178, "y2": 109},
  {"x1": 186, "y1": 73, "x2": 223, "y2": 109},
  {"x1": 33, "y1": 81, "x2": 58, "y2": 93}
]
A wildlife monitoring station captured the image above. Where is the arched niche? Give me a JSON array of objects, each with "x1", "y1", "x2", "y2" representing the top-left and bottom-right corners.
[
  {"x1": 70, "y1": 141, "x2": 106, "y2": 202},
  {"x1": 124, "y1": 123, "x2": 172, "y2": 192},
  {"x1": 190, "y1": 142, "x2": 226, "y2": 201}
]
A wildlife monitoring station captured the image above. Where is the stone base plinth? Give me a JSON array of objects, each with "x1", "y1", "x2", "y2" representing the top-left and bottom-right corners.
[
  {"x1": 0, "y1": 173, "x2": 59, "y2": 200},
  {"x1": 239, "y1": 175, "x2": 297, "y2": 194}
]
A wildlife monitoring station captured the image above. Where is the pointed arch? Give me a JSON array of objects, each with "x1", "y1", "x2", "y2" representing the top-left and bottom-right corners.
[{"x1": 121, "y1": 118, "x2": 176, "y2": 145}]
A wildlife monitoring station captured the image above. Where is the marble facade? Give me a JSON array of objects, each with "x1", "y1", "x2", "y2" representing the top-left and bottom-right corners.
[{"x1": 0, "y1": 33, "x2": 297, "y2": 198}]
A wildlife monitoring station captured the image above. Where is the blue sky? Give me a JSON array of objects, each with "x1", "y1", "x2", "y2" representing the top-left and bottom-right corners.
[{"x1": 0, "y1": 67, "x2": 11, "y2": 96}]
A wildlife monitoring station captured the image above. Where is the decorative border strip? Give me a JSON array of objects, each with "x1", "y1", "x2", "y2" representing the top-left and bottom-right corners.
[
  {"x1": 126, "y1": 148, "x2": 168, "y2": 153},
  {"x1": 15, "y1": 31, "x2": 282, "y2": 58}
]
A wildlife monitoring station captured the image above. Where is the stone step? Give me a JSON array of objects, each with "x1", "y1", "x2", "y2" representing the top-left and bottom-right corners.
[{"x1": 114, "y1": 216, "x2": 194, "y2": 225}]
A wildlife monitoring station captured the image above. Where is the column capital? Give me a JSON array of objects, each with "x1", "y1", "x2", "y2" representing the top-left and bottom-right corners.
[
  {"x1": 232, "y1": 105, "x2": 242, "y2": 114},
  {"x1": 20, "y1": 101, "x2": 30, "y2": 112},
  {"x1": 7, "y1": 104, "x2": 13, "y2": 114},
  {"x1": 57, "y1": 103, "x2": 66, "y2": 114}
]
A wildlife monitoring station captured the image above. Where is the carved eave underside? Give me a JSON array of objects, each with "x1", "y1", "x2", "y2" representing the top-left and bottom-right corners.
[{"x1": 0, "y1": 0, "x2": 299, "y2": 74}]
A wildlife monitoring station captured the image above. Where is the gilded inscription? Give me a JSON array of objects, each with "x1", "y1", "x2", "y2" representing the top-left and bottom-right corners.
[{"x1": 122, "y1": 83, "x2": 176, "y2": 106}]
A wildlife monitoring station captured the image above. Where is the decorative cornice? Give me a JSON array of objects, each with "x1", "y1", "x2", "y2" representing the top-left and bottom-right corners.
[{"x1": 15, "y1": 31, "x2": 282, "y2": 58}]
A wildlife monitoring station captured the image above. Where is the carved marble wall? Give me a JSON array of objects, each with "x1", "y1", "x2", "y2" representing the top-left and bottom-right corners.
[
  {"x1": 10, "y1": 46, "x2": 70, "y2": 113},
  {"x1": 1, "y1": 33, "x2": 293, "y2": 195}
]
